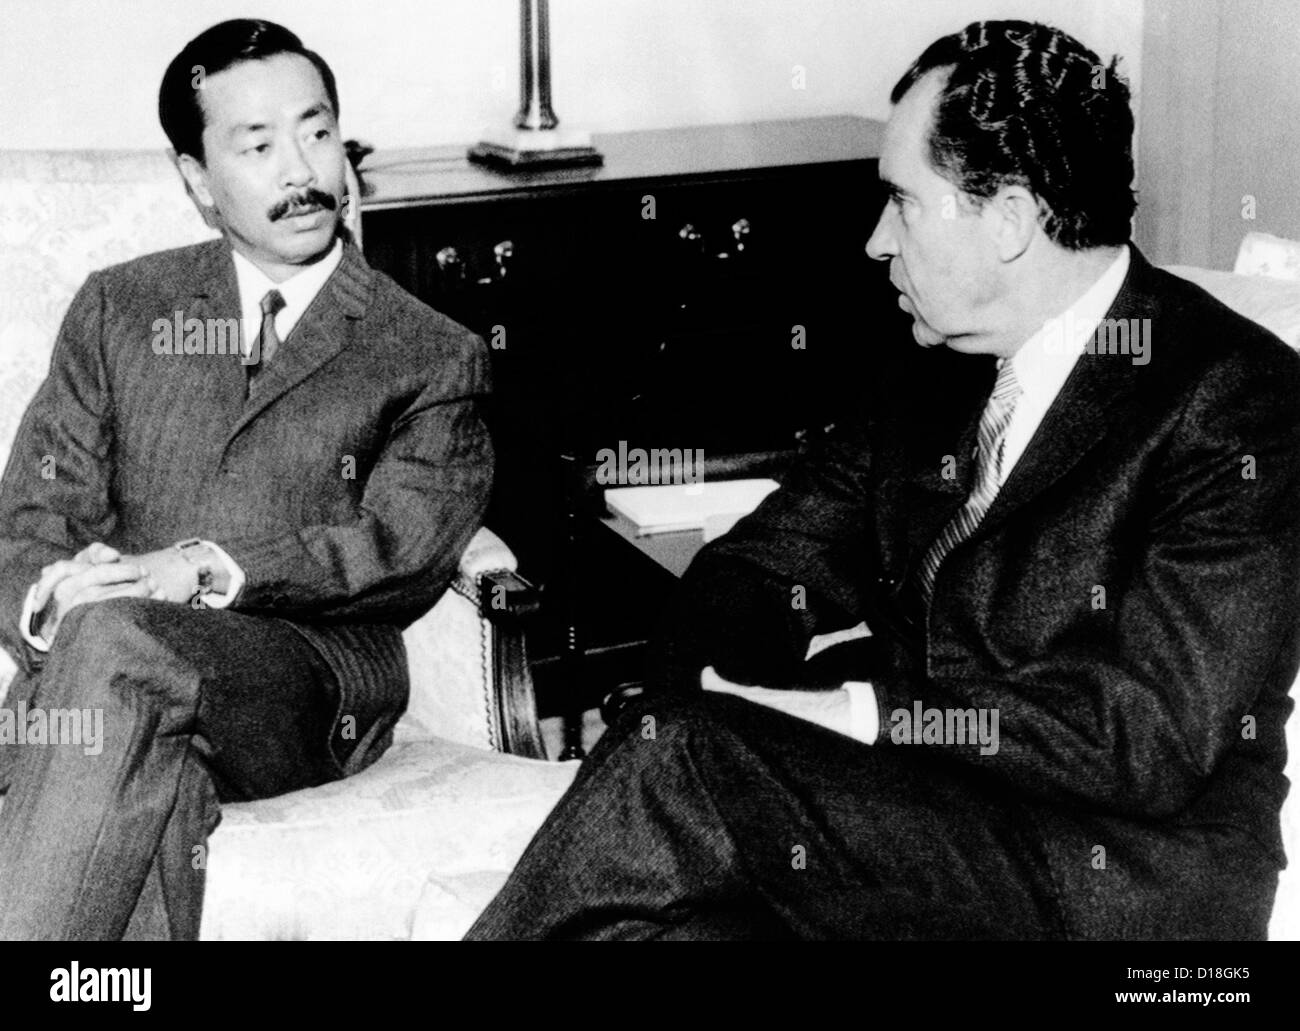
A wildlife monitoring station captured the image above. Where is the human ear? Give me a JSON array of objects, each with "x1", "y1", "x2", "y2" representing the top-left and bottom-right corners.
[
  {"x1": 987, "y1": 184, "x2": 1040, "y2": 262},
  {"x1": 175, "y1": 152, "x2": 215, "y2": 209}
]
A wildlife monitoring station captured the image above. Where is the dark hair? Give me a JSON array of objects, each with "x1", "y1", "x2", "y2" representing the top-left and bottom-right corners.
[
  {"x1": 891, "y1": 21, "x2": 1136, "y2": 250},
  {"x1": 159, "y1": 19, "x2": 339, "y2": 162}
]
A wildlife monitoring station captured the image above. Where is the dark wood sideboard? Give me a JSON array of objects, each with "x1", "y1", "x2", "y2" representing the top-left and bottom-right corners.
[{"x1": 359, "y1": 115, "x2": 910, "y2": 737}]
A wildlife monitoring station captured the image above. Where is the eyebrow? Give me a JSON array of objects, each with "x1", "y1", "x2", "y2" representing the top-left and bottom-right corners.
[
  {"x1": 879, "y1": 174, "x2": 908, "y2": 199},
  {"x1": 297, "y1": 103, "x2": 333, "y2": 123}
]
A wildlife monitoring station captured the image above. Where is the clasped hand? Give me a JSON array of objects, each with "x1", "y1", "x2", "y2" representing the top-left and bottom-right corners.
[{"x1": 32, "y1": 542, "x2": 197, "y2": 643}]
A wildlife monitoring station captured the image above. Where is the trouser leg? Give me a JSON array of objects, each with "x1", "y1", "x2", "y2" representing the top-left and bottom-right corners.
[
  {"x1": 0, "y1": 596, "x2": 342, "y2": 940},
  {"x1": 467, "y1": 692, "x2": 1065, "y2": 940}
]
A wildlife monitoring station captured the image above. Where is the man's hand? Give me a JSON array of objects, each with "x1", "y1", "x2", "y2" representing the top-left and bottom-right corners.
[
  {"x1": 117, "y1": 547, "x2": 204, "y2": 605},
  {"x1": 700, "y1": 665, "x2": 852, "y2": 738},
  {"x1": 31, "y1": 543, "x2": 164, "y2": 644}
]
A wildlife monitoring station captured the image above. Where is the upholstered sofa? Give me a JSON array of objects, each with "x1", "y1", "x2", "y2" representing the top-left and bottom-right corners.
[{"x1": 0, "y1": 149, "x2": 578, "y2": 940}]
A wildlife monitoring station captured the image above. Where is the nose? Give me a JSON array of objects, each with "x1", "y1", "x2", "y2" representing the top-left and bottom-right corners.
[
  {"x1": 279, "y1": 138, "x2": 316, "y2": 190},
  {"x1": 866, "y1": 202, "x2": 897, "y2": 262}
]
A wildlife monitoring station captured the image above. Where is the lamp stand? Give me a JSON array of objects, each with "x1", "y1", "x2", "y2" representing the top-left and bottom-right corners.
[{"x1": 469, "y1": 0, "x2": 603, "y2": 171}]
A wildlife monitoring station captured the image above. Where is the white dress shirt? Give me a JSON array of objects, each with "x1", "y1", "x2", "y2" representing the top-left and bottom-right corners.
[
  {"x1": 232, "y1": 238, "x2": 343, "y2": 359},
  {"x1": 998, "y1": 246, "x2": 1130, "y2": 485},
  {"x1": 840, "y1": 246, "x2": 1131, "y2": 744},
  {"x1": 5, "y1": 240, "x2": 345, "y2": 680}
]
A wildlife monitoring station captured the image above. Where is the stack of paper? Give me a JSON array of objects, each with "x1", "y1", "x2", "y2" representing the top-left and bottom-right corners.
[{"x1": 604, "y1": 479, "x2": 780, "y2": 537}]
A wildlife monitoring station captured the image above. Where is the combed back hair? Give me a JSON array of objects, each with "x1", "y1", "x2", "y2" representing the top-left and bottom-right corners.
[
  {"x1": 159, "y1": 19, "x2": 339, "y2": 162},
  {"x1": 891, "y1": 20, "x2": 1136, "y2": 250}
]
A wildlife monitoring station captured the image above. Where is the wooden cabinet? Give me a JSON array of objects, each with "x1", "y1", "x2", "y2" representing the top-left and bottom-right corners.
[{"x1": 360, "y1": 115, "x2": 908, "y2": 717}]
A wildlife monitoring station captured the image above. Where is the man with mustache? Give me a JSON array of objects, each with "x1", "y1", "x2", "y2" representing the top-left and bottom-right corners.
[
  {"x1": 0, "y1": 19, "x2": 492, "y2": 939},
  {"x1": 468, "y1": 20, "x2": 1300, "y2": 939}
]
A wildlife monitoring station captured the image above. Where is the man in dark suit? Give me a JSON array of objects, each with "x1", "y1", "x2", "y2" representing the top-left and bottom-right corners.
[
  {"x1": 467, "y1": 20, "x2": 1300, "y2": 940},
  {"x1": 0, "y1": 20, "x2": 492, "y2": 939}
]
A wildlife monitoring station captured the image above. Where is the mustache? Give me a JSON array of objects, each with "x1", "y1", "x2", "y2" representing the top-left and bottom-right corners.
[{"x1": 268, "y1": 189, "x2": 337, "y2": 222}]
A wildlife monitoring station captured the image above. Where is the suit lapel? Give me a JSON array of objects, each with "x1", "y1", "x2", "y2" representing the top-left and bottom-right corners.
[
  {"x1": 974, "y1": 246, "x2": 1161, "y2": 539},
  {"x1": 163, "y1": 242, "x2": 248, "y2": 444},
  {"x1": 223, "y1": 243, "x2": 373, "y2": 447}
]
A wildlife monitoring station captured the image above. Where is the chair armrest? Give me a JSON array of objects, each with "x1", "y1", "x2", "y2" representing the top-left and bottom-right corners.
[
  {"x1": 459, "y1": 525, "x2": 518, "y2": 580},
  {"x1": 400, "y1": 528, "x2": 547, "y2": 759},
  {"x1": 478, "y1": 568, "x2": 545, "y2": 758},
  {"x1": 480, "y1": 568, "x2": 541, "y2": 620}
]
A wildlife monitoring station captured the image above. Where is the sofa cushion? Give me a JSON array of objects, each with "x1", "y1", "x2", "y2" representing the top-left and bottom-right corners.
[
  {"x1": 412, "y1": 869, "x2": 513, "y2": 940},
  {"x1": 1164, "y1": 264, "x2": 1300, "y2": 350},
  {"x1": 1234, "y1": 230, "x2": 1300, "y2": 282},
  {"x1": 199, "y1": 736, "x2": 577, "y2": 940}
]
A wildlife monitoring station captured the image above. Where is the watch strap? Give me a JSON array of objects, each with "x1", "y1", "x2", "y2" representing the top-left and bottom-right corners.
[{"x1": 174, "y1": 539, "x2": 215, "y2": 602}]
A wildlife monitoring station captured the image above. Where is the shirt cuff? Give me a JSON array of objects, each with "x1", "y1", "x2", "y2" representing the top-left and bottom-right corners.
[
  {"x1": 19, "y1": 582, "x2": 52, "y2": 653},
  {"x1": 842, "y1": 681, "x2": 879, "y2": 744},
  {"x1": 198, "y1": 540, "x2": 245, "y2": 609}
]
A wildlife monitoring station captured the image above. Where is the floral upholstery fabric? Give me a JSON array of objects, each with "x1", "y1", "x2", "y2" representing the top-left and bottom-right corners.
[
  {"x1": 1164, "y1": 263, "x2": 1300, "y2": 350},
  {"x1": 0, "y1": 151, "x2": 220, "y2": 465},
  {"x1": 200, "y1": 738, "x2": 575, "y2": 941},
  {"x1": 1234, "y1": 230, "x2": 1300, "y2": 283}
]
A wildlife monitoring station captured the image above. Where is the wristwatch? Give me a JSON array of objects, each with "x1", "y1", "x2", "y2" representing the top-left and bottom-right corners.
[{"x1": 174, "y1": 538, "x2": 215, "y2": 607}]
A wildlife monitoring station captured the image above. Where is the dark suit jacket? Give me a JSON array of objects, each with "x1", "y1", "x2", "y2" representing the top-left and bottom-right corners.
[
  {"x1": 0, "y1": 238, "x2": 493, "y2": 774},
  {"x1": 659, "y1": 246, "x2": 1300, "y2": 938}
]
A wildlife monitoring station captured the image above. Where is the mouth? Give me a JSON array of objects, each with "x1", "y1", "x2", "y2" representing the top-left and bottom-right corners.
[
  {"x1": 279, "y1": 206, "x2": 329, "y2": 229},
  {"x1": 888, "y1": 272, "x2": 909, "y2": 306},
  {"x1": 896, "y1": 291, "x2": 927, "y2": 326},
  {"x1": 893, "y1": 289, "x2": 947, "y2": 348}
]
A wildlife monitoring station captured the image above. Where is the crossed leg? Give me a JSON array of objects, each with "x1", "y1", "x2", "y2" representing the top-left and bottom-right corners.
[
  {"x1": 466, "y1": 691, "x2": 1066, "y2": 940},
  {"x1": 0, "y1": 596, "x2": 342, "y2": 940}
]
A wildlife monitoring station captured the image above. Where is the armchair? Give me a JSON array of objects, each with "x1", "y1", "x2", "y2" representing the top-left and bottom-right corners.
[{"x1": 0, "y1": 148, "x2": 577, "y2": 940}]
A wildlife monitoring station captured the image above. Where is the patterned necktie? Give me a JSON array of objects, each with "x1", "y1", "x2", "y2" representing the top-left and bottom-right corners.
[
  {"x1": 247, "y1": 288, "x2": 286, "y2": 394},
  {"x1": 914, "y1": 360, "x2": 1023, "y2": 604}
]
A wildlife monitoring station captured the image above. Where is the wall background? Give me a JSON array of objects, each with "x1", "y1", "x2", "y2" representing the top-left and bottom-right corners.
[
  {"x1": 1, "y1": 0, "x2": 1142, "y2": 151},
  {"x1": 1136, "y1": 0, "x2": 1300, "y2": 269}
]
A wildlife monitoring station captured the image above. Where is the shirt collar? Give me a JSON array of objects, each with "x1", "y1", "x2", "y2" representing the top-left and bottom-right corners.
[
  {"x1": 1005, "y1": 245, "x2": 1131, "y2": 403},
  {"x1": 231, "y1": 238, "x2": 344, "y2": 343}
]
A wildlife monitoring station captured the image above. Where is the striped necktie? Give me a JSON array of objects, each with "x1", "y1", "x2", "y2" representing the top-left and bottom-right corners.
[
  {"x1": 247, "y1": 288, "x2": 286, "y2": 395},
  {"x1": 914, "y1": 360, "x2": 1023, "y2": 604}
]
